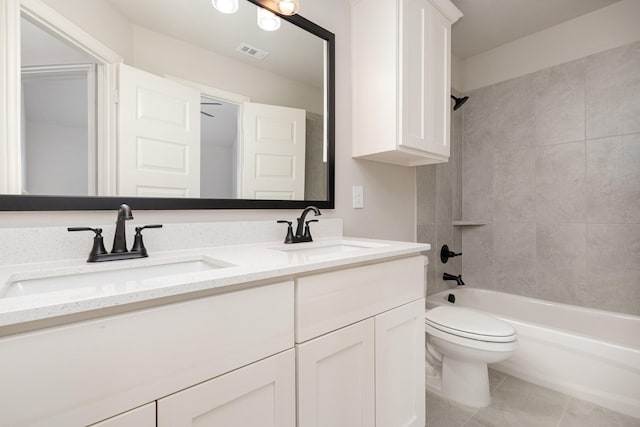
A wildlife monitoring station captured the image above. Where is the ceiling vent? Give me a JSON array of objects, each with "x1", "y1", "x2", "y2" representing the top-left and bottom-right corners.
[{"x1": 236, "y1": 43, "x2": 269, "y2": 60}]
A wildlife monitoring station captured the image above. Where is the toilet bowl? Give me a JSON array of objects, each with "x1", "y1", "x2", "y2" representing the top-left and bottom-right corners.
[{"x1": 425, "y1": 305, "x2": 518, "y2": 407}]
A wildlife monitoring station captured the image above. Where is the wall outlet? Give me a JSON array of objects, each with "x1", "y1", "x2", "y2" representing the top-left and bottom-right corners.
[{"x1": 352, "y1": 185, "x2": 364, "y2": 209}]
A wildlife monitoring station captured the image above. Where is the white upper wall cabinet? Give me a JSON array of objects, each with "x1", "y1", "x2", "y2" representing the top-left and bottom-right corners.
[{"x1": 351, "y1": 0, "x2": 462, "y2": 166}]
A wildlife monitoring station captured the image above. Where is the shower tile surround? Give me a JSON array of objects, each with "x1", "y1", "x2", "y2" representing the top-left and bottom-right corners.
[
  {"x1": 457, "y1": 41, "x2": 640, "y2": 315},
  {"x1": 417, "y1": 91, "x2": 464, "y2": 295}
]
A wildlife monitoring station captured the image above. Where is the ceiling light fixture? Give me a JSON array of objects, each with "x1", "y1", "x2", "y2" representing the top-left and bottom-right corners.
[
  {"x1": 211, "y1": 0, "x2": 239, "y2": 14},
  {"x1": 257, "y1": 7, "x2": 281, "y2": 31},
  {"x1": 275, "y1": 0, "x2": 299, "y2": 16}
]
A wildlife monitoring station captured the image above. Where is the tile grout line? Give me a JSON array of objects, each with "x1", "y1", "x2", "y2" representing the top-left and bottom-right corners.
[
  {"x1": 460, "y1": 373, "x2": 506, "y2": 427},
  {"x1": 555, "y1": 397, "x2": 572, "y2": 427},
  {"x1": 460, "y1": 407, "x2": 480, "y2": 427}
]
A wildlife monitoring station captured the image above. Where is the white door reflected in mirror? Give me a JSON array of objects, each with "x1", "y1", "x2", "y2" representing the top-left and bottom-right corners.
[{"x1": 8, "y1": 0, "x2": 329, "y2": 203}]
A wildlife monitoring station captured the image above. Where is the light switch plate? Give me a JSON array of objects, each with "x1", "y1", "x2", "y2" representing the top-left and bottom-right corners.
[{"x1": 352, "y1": 185, "x2": 364, "y2": 209}]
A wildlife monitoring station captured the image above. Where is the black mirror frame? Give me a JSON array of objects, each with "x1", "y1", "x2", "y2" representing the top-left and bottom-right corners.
[{"x1": 1, "y1": 0, "x2": 335, "y2": 211}]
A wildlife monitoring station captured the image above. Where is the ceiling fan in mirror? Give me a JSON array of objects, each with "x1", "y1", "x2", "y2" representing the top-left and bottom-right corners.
[{"x1": 200, "y1": 101, "x2": 222, "y2": 118}]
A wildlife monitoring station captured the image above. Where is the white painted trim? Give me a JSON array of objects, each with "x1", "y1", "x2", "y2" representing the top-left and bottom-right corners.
[
  {"x1": 428, "y1": 0, "x2": 462, "y2": 24},
  {"x1": 460, "y1": 0, "x2": 640, "y2": 92},
  {"x1": 165, "y1": 75, "x2": 251, "y2": 104},
  {"x1": 20, "y1": 0, "x2": 122, "y2": 64},
  {"x1": 1, "y1": 0, "x2": 22, "y2": 194},
  {"x1": 21, "y1": 63, "x2": 93, "y2": 77}
]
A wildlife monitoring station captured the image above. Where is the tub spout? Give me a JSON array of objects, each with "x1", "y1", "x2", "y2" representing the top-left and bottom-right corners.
[{"x1": 443, "y1": 272, "x2": 465, "y2": 286}]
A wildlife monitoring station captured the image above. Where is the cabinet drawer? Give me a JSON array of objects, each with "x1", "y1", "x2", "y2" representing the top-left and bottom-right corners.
[
  {"x1": 296, "y1": 256, "x2": 424, "y2": 342},
  {"x1": 90, "y1": 403, "x2": 156, "y2": 427},
  {"x1": 0, "y1": 281, "x2": 294, "y2": 427},
  {"x1": 158, "y1": 349, "x2": 295, "y2": 427}
]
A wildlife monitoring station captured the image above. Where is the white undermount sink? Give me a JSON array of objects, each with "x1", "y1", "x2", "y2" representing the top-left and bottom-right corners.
[
  {"x1": 2, "y1": 257, "x2": 231, "y2": 299},
  {"x1": 276, "y1": 240, "x2": 389, "y2": 261}
]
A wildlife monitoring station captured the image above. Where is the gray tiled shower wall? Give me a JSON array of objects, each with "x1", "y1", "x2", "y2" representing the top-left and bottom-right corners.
[
  {"x1": 417, "y1": 91, "x2": 464, "y2": 295},
  {"x1": 418, "y1": 41, "x2": 640, "y2": 315}
]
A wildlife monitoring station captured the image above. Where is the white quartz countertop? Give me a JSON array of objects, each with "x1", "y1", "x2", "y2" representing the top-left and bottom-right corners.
[{"x1": 0, "y1": 237, "x2": 429, "y2": 329}]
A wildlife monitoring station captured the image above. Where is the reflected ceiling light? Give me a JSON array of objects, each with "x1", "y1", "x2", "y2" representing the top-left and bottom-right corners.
[
  {"x1": 211, "y1": 0, "x2": 239, "y2": 14},
  {"x1": 275, "y1": 0, "x2": 299, "y2": 15},
  {"x1": 257, "y1": 7, "x2": 281, "y2": 31}
]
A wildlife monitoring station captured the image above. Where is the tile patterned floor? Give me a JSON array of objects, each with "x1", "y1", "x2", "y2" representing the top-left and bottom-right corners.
[{"x1": 426, "y1": 370, "x2": 640, "y2": 427}]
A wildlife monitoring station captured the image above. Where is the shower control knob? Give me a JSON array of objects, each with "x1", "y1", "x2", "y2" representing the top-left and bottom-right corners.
[{"x1": 440, "y1": 245, "x2": 462, "y2": 264}]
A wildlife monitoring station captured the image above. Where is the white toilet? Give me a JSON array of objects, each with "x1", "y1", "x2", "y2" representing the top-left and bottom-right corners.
[{"x1": 425, "y1": 305, "x2": 518, "y2": 407}]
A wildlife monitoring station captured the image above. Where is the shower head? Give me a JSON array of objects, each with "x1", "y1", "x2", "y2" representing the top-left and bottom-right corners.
[{"x1": 451, "y1": 95, "x2": 469, "y2": 111}]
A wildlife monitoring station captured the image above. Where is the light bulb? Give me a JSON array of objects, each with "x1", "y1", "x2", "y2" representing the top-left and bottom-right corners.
[
  {"x1": 257, "y1": 7, "x2": 281, "y2": 32},
  {"x1": 211, "y1": 0, "x2": 238, "y2": 14},
  {"x1": 277, "y1": 0, "x2": 299, "y2": 15}
]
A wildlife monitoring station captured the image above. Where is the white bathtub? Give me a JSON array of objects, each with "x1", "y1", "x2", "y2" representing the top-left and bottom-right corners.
[{"x1": 426, "y1": 288, "x2": 640, "y2": 419}]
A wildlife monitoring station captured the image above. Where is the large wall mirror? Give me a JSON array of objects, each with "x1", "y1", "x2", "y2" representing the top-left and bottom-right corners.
[{"x1": 1, "y1": 0, "x2": 334, "y2": 210}]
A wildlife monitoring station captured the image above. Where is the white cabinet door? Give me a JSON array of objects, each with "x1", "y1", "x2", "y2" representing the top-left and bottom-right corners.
[
  {"x1": 118, "y1": 63, "x2": 201, "y2": 197},
  {"x1": 375, "y1": 299, "x2": 426, "y2": 427},
  {"x1": 297, "y1": 318, "x2": 375, "y2": 427},
  {"x1": 157, "y1": 349, "x2": 295, "y2": 427},
  {"x1": 351, "y1": 0, "x2": 460, "y2": 166},
  {"x1": 424, "y1": 1, "x2": 451, "y2": 159},
  {"x1": 401, "y1": 0, "x2": 451, "y2": 159},
  {"x1": 90, "y1": 403, "x2": 155, "y2": 427},
  {"x1": 241, "y1": 102, "x2": 306, "y2": 200}
]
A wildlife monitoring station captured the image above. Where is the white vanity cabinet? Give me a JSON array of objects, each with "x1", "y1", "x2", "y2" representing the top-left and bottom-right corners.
[
  {"x1": 90, "y1": 403, "x2": 156, "y2": 427},
  {"x1": 0, "y1": 281, "x2": 294, "y2": 427},
  {"x1": 351, "y1": 0, "x2": 462, "y2": 166},
  {"x1": 295, "y1": 257, "x2": 426, "y2": 426},
  {"x1": 0, "y1": 251, "x2": 427, "y2": 427},
  {"x1": 157, "y1": 350, "x2": 296, "y2": 427},
  {"x1": 298, "y1": 318, "x2": 376, "y2": 425}
]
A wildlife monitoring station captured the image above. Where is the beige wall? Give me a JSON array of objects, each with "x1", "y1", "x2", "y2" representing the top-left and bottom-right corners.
[
  {"x1": 42, "y1": 0, "x2": 134, "y2": 63},
  {"x1": 42, "y1": 0, "x2": 323, "y2": 114},
  {"x1": 1, "y1": 0, "x2": 418, "y2": 242},
  {"x1": 131, "y1": 25, "x2": 323, "y2": 115},
  {"x1": 460, "y1": 0, "x2": 640, "y2": 92}
]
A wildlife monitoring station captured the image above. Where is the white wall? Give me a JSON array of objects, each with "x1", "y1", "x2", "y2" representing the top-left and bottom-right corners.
[
  {"x1": 1, "y1": 0, "x2": 418, "y2": 243},
  {"x1": 21, "y1": 17, "x2": 92, "y2": 66},
  {"x1": 132, "y1": 26, "x2": 324, "y2": 115},
  {"x1": 24, "y1": 121, "x2": 87, "y2": 195},
  {"x1": 41, "y1": 0, "x2": 134, "y2": 63},
  {"x1": 460, "y1": 0, "x2": 640, "y2": 92}
]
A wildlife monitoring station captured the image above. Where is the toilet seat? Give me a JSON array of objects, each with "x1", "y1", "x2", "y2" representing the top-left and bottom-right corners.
[{"x1": 425, "y1": 306, "x2": 517, "y2": 343}]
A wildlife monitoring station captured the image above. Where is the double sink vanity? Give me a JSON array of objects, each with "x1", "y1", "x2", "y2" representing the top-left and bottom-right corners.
[{"x1": 0, "y1": 218, "x2": 429, "y2": 427}]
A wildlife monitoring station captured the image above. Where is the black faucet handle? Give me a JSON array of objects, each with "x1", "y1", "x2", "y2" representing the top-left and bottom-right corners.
[
  {"x1": 68, "y1": 227, "x2": 108, "y2": 260},
  {"x1": 304, "y1": 219, "x2": 319, "y2": 238},
  {"x1": 68, "y1": 226, "x2": 103, "y2": 234},
  {"x1": 131, "y1": 224, "x2": 163, "y2": 255},
  {"x1": 135, "y1": 224, "x2": 163, "y2": 232},
  {"x1": 440, "y1": 244, "x2": 462, "y2": 263},
  {"x1": 277, "y1": 220, "x2": 294, "y2": 244}
]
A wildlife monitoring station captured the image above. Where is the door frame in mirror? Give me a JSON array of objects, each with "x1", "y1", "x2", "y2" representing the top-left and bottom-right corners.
[{"x1": 0, "y1": 0, "x2": 335, "y2": 211}]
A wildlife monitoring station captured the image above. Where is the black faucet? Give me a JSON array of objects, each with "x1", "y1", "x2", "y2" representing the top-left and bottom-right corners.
[
  {"x1": 278, "y1": 206, "x2": 321, "y2": 243},
  {"x1": 443, "y1": 273, "x2": 466, "y2": 286},
  {"x1": 68, "y1": 204, "x2": 163, "y2": 262},
  {"x1": 112, "y1": 204, "x2": 134, "y2": 253}
]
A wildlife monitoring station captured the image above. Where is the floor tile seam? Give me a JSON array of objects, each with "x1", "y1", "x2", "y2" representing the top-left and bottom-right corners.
[
  {"x1": 554, "y1": 396, "x2": 572, "y2": 427},
  {"x1": 492, "y1": 372, "x2": 508, "y2": 393},
  {"x1": 460, "y1": 407, "x2": 480, "y2": 427}
]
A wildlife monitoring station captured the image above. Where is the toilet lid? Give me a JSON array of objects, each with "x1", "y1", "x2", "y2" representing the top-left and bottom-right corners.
[{"x1": 425, "y1": 306, "x2": 517, "y2": 343}]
